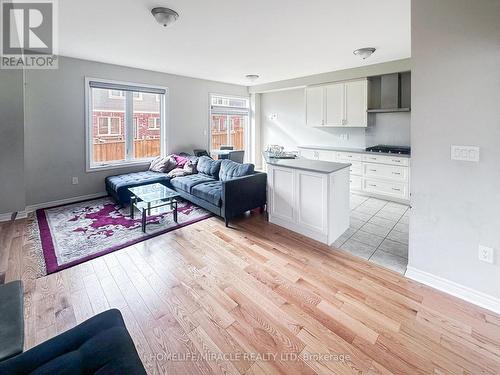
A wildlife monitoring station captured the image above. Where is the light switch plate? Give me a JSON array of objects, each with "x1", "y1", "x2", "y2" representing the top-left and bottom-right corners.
[{"x1": 451, "y1": 145, "x2": 480, "y2": 162}]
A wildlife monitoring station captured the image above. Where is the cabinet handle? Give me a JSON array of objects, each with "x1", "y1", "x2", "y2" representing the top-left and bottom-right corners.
[
  {"x1": 392, "y1": 159, "x2": 401, "y2": 163},
  {"x1": 369, "y1": 184, "x2": 377, "y2": 187},
  {"x1": 392, "y1": 172, "x2": 401, "y2": 175},
  {"x1": 369, "y1": 157, "x2": 377, "y2": 160},
  {"x1": 392, "y1": 188, "x2": 401, "y2": 191},
  {"x1": 369, "y1": 169, "x2": 377, "y2": 172}
]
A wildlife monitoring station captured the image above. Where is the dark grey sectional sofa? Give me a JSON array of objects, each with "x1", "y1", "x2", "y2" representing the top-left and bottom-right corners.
[{"x1": 105, "y1": 156, "x2": 267, "y2": 226}]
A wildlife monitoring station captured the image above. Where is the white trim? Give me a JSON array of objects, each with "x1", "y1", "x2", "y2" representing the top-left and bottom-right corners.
[
  {"x1": 97, "y1": 116, "x2": 122, "y2": 136},
  {"x1": 406, "y1": 266, "x2": 500, "y2": 314},
  {"x1": 23, "y1": 192, "x2": 108, "y2": 213},
  {"x1": 0, "y1": 212, "x2": 15, "y2": 222},
  {"x1": 86, "y1": 160, "x2": 153, "y2": 173}
]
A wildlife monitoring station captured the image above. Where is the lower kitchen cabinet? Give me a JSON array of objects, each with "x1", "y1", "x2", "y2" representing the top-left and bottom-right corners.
[{"x1": 298, "y1": 147, "x2": 410, "y2": 203}]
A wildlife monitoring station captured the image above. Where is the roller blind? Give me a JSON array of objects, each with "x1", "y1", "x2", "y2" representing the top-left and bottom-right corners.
[{"x1": 89, "y1": 80, "x2": 166, "y2": 95}]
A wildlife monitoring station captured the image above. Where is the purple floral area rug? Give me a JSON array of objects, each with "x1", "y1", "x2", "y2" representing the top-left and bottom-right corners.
[{"x1": 34, "y1": 196, "x2": 211, "y2": 275}]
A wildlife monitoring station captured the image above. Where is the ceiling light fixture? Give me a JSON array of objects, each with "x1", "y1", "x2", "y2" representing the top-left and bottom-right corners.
[
  {"x1": 245, "y1": 74, "x2": 260, "y2": 82},
  {"x1": 353, "y1": 47, "x2": 376, "y2": 59},
  {"x1": 151, "y1": 7, "x2": 179, "y2": 27}
]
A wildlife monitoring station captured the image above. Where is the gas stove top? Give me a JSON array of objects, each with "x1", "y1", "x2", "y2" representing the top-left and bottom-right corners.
[{"x1": 365, "y1": 145, "x2": 411, "y2": 155}]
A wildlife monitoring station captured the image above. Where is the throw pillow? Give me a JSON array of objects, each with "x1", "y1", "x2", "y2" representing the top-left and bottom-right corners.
[
  {"x1": 172, "y1": 154, "x2": 189, "y2": 168},
  {"x1": 219, "y1": 159, "x2": 254, "y2": 181},
  {"x1": 149, "y1": 156, "x2": 177, "y2": 173},
  {"x1": 197, "y1": 156, "x2": 222, "y2": 178}
]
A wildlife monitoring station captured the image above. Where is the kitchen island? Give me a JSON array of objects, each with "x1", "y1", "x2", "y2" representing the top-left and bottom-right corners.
[{"x1": 264, "y1": 154, "x2": 351, "y2": 246}]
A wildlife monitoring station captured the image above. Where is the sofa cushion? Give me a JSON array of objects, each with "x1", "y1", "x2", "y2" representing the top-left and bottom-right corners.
[
  {"x1": 219, "y1": 159, "x2": 255, "y2": 181},
  {"x1": 170, "y1": 174, "x2": 215, "y2": 193},
  {"x1": 105, "y1": 171, "x2": 171, "y2": 205},
  {"x1": 191, "y1": 181, "x2": 223, "y2": 207},
  {"x1": 0, "y1": 280, "x2": 23, "y2": 362},
  {"x1": 196, "y1": 156, "x2": 222, "y2": 178},
  {"x1": 106, "y1": 171, "x2": 170, "y2": 192},
  {"x1": 0, "y1": 309, "x2": 146, "y2": 375}
]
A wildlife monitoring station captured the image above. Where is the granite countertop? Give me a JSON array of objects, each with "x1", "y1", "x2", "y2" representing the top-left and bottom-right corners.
[
  {"x1": 298, "y1": 145, "x2": 411, "y2": 158},
  {"x1": 263, "y1": 154, "x2": 350, "y2": 174}
]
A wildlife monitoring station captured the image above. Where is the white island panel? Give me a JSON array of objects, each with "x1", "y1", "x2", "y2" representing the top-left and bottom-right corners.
[{"x1": 267, "y1": 159, "x2": 350, "y2": 246}]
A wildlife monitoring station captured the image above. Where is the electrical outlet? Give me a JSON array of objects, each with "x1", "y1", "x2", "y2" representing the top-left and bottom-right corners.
[
  {"x1": 338, "y1": 133, "x2": 349, "y2": 141},
  {"x1": 478, "y1": 245, "x2": 494, "y2": 264},
  {"x1": 72, "y1": 177, "x2": 79, "y2": 185}
]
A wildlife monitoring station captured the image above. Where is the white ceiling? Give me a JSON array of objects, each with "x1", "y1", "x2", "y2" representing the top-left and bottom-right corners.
[{"x1": 59, "y1": 0, "x2": 411, "y2": 86}]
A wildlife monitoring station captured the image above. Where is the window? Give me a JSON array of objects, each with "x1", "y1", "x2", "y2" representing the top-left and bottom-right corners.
[
  {"x1": 86, "y1": 78, "x2": 167, "y2": 170},
  {"x1": 97, "y1": 117, "x2": 121, "y2": 135},
  {"x1": 148, "y1": 117, "x2": 161, "y2": 130},
  {"x1": 209, "y1": 94, "x2": 249, "y2": 154},
  {"x1": 108, "y1": 90, "x2": 124, "y2": 99}
]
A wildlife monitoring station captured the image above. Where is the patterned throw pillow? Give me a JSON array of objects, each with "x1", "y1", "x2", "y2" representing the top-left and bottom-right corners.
[{"x1": 149, "y1": 156, "x2": 177, "y2": 173}]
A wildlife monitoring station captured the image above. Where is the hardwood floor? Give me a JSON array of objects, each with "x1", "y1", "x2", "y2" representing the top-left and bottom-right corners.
[{"x1": 1, "y1": 212, "x2": 500, "y2": 374}]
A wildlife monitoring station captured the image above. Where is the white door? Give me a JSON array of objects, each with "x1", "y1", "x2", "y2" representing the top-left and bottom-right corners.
[
  {"x1": 325, "y1": 83, "x2": 344, "y2": 126},
  {"x1": 345, "y1": 80, "x2": 367, "y2": 127},
  {"x1": 296, "y1": 171, "x2": 327, "y2": 234},
  {"x1": 270, "y1": 167, "x2": 295, "y2": 222},
  {"x1": 305, "y1": 87, "x2": 324, "y2": 127}
]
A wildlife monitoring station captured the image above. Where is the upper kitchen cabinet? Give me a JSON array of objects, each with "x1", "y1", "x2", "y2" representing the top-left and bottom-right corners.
[
  {"x1": 305, "y1": 86, "x2": 324, "y2": 126},
  {"x1": 305, "y1": 79, "x2": 367, "y2": 127}
]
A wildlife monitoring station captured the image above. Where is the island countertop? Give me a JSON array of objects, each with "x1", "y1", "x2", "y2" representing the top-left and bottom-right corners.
[{"x1": 263, "y1": 154, "x2": 350, "y2": 174}]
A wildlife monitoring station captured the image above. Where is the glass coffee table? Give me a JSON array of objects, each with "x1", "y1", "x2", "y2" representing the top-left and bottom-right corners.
[{"x1": 128, "y1": 183, "x2": 180, "y2": 232}]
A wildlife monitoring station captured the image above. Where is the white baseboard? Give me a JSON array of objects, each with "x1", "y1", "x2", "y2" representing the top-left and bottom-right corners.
[
  {"x1": 0, "y1": 212, "x2": 15, "y2": 222},
  {"x1": 22, "y1": 192, "x2": 108, "y2": 215},
  {"x1": 406, "y1": 266, "x2": 500, "y2": 314}
]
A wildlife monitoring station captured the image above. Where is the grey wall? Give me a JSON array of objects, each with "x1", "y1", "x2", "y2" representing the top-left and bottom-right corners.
[
  {"x1": 260, "y1": 88, "x2": 366, "y2": 151},
  {"x1": 0, "y1": 70, "x2": 25, "y2": 214},
  {"x1": 23, "y1": 56, "x2": 247, "y2": 207},
  {"x1": 410, "y1": 0, "x2": 500, "y2": 299}
]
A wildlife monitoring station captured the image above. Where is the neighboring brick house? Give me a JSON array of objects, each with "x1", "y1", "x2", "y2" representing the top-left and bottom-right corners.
[{"x1": 92, "y1": 90, "x2": 160, "y2": 144}]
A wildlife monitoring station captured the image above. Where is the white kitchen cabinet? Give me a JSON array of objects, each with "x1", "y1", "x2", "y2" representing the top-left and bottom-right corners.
[
  {"x1": 305, "y1": 79, "x2": 367, "y2": 128},
  {"x1": 298, "y1": 146, "x2": 411, "y2": 202},
  {"x1": 345, "y1": 80, "x2": 368, "y2": 127},
  {"x1": 305, "y1": 86, "x2": 324, "y2": 126},
  {"x1": 269, "y1": 167, "x2": 295, "y2": 222},
  {"x1": 325, "y1": 83, "x2": 344, "y2": 126},
  {"x1": 267, "y1": 163, "x2": 350, "y2": 246},
  {"x1": 363, "y1": 178, "x2": 408, "y2": 200}
]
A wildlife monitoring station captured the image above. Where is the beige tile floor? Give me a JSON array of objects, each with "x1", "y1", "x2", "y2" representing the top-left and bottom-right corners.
[{"x1": 333, "y1": 194, "x2": 409, "y2": 274}]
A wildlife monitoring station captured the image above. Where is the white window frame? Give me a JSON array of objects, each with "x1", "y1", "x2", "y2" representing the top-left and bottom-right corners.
[
  {"x1": 208, "y1": 93, "x2": 250, "y2": 159},
  {"x1": 97, "y1": 116, "x2": 122, "y2": 136},
  {"x1": 85, "y1": 77, "x2": 169, "y2": 172},
  {"x1": 108, "y1": 90, "x2": 124, "y2": 99},
  {"x1": 148, "y1": 117, "x2": 161, "y2": 130}
]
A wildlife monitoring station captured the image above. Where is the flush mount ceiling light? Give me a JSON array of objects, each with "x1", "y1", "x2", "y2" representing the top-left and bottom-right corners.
[
  {"x1": 353, "y1": 47, "x2": 376, "y2": 59},
  {"x1": 151, "y1": 7, "x2": 179, "y2": 27},
  {"x1": 245, "y1": 74, "x2": 260, "y2": 82}
]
